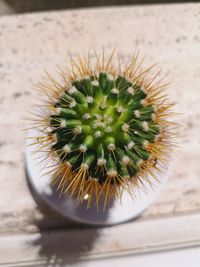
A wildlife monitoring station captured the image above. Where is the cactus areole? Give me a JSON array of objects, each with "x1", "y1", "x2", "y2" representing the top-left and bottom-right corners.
[{"x1": 28, "y1": 51, "x2": 175, "y2": 209}]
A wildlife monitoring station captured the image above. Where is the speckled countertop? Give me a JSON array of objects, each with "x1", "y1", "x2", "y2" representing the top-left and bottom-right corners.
[{"x1": 0, "y1": 3, "x2": 200, "y2": 233}]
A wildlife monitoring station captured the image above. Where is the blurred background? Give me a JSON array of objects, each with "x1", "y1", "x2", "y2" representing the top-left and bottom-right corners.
[{"x1": 0, "y1": 0, "x2": 198, "y2": 15}]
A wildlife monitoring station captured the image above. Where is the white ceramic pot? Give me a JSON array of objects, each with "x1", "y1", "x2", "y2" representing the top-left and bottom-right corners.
[{"x1": 25, "y1": 133, "x2": 170, "y2": 226}]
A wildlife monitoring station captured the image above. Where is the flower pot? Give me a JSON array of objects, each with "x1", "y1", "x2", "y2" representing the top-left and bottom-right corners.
[{"x1": 25, "y1": 132, "x2": 170, "y2": 226}]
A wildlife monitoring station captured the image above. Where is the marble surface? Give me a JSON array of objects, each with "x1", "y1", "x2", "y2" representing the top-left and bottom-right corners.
[{"x1": 0, "y1": 3, "x2": 200, "y2": 233}]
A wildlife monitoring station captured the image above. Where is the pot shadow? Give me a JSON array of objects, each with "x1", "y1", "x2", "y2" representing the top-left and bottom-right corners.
[
  {"x1": 25, "y1": 166, "x2": 113, "y2": 266},
  {"x1": 29, "y1": 222, "x2": 102, "y2": 266}
]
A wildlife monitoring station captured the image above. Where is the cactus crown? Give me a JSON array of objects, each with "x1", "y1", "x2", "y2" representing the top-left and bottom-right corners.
[{"x1": 28, "y1": 50, "x2": 176, "y2": 209}]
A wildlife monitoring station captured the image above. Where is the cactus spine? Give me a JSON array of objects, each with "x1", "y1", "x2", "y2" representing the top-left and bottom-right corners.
[{"x1": 28, "y1": 50, "x2": 176, "y2": 209}]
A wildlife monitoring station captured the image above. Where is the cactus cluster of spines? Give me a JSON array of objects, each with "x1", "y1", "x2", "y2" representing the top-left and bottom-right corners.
[{"x1": 28, "y1": 50, "x2": 175, "y2": 209}]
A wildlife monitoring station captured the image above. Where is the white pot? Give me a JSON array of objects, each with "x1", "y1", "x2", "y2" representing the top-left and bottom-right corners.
[{"x1": 25, "y1": 135, "x2": 170, "y2": 226}]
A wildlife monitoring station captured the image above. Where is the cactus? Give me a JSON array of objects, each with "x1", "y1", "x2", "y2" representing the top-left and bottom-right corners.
[{"x1": 28, "y1": 50, "x2": 176, "y2": 209}]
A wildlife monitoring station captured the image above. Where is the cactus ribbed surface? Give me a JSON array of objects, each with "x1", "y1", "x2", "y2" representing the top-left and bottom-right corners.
[{"x1": 28, "y1": 50, "x2": 176, "y2": 209}]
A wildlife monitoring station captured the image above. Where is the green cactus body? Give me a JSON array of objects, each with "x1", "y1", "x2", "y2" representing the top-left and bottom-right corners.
[
  {"x1": 50, "y1": 73, "x2": 158, "y2": 185},
  {"x1": 28, "y1": 50, "x2": 176, "y2": 208}
]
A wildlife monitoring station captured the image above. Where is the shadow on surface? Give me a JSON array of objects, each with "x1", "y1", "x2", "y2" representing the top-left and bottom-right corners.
[
  {"x1": 4, "y1": 0, "x2": 200, "y2": 14},
  {"x1": 25, "y1": 166, "x2": 112, "y2": 266},
  {"x1": 29, "y1": 225, "x2": 100, "y2": 266},
  {"x1": 26, "y1": 180, "x2": 101, "y2": 266}
]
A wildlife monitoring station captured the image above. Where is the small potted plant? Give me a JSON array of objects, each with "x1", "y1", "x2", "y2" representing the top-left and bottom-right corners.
[{"x1": 25, "y1": 50, "x2": 176, "y2": 225}]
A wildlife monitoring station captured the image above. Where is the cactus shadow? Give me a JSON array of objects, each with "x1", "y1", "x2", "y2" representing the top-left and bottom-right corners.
[
  {"x1": 29, "y1": 223, "x2": 101, "y2": 267},
  {"x1": 25, "y1": 166, "x2": 113, "y2": 266}
]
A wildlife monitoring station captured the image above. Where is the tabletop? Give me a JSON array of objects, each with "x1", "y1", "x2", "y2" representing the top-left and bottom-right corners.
[{"x1": 0, "y1": 2, "x2": 200, "y2": 266}]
